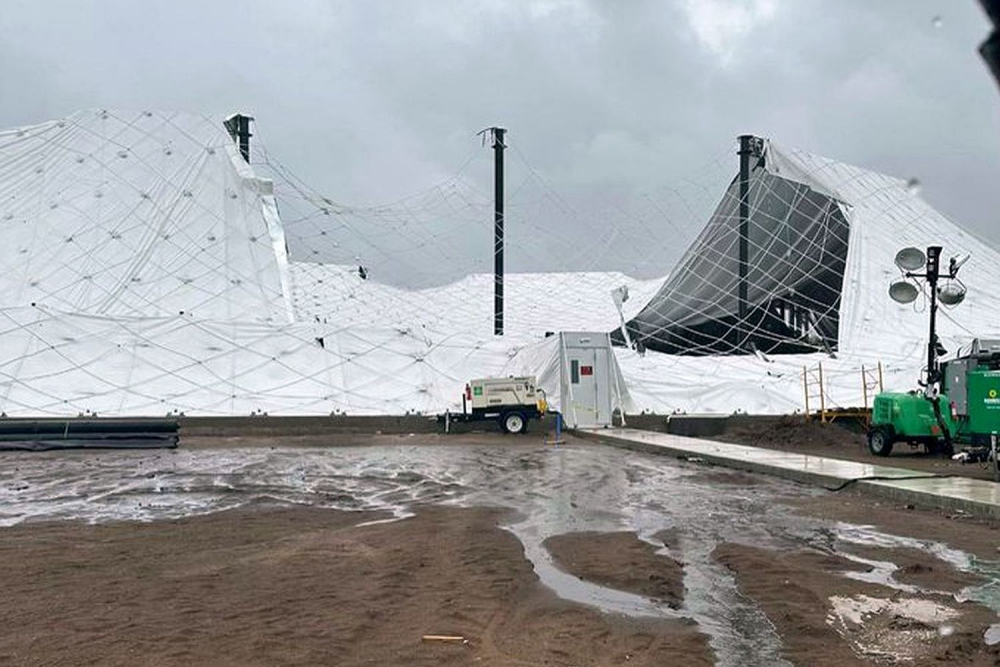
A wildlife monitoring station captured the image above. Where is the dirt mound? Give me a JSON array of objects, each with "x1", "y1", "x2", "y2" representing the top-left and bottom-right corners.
[
  {"x1": 544, "y1": 531, "x2": 684, "y2": 607},
  {"x1": 718, "y1": 415, "x2": 864, "y2": 450}
]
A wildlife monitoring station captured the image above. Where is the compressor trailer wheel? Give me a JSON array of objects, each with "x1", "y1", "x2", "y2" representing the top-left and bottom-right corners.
[{"x1": 501, "y1": 411, "x2": 527, "y2": 434}]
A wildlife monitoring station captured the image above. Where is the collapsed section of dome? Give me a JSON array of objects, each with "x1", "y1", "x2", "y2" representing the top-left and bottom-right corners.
[{"x1": 621, "y1": 139, "x2": 849, "y2": 356}]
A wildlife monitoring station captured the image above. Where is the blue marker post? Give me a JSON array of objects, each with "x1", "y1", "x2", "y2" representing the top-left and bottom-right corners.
[{"x1": 548, "y1": 412, "x2": 565, "y2": 446}]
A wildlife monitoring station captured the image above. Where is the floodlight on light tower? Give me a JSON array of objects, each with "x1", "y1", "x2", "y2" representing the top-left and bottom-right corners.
[
  {"x1": 888, "y1": 247, "x2": 925, "y2": 304},
  {"x1": 938, "y1": 282, "x2": 967, "y2": 306},
  {"x1": 887, "y1": 245, "x2": 969, "y2": 388},
  {"x1": 894, "y1": 247, "x2": 927, "y2": 271},
  {"x1": 888, "y1": 281, "x2": 918, "y2": 304}
]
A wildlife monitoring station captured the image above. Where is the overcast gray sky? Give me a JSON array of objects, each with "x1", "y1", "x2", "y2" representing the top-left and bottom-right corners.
[{"x1": 2, "y1": 0, "x2": 998, "y2": 286}]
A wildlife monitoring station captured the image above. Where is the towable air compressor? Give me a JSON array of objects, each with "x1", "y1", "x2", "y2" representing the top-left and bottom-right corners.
[{"x1": 440, "y1": 376, "x2": 547, "y2": 434}]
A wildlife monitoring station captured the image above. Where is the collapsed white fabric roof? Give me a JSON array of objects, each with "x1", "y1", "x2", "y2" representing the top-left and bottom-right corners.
[
  {"x1": 0, "y1": 110, "x2": 293, "y2": 322},
  {"x1": 766, "y1": 141, "x2": 1000, "y2": 360},
  {"x1": 0, "y1": 110, "x2": 997, "y2": 417},
  {"x1": 615, "y1": 141, "x2": 1000, "y2": 414},
  {"x1": 0, "y1": 109, "x2": 664, "y2": 416}
]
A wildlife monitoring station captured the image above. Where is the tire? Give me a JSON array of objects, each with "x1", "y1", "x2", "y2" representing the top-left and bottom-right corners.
[
  {"x1": 867, "y1": 426, "x2": 894, "y2": 457},
  {"x1": 502, "y1": 411, "x2": 527, "y2": 435}
]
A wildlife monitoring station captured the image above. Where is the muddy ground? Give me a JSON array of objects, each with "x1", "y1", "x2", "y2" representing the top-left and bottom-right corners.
[
  {"x1": 544, "y1": 531, "x2": 685, "y2": 607},
  {"x1": 178, "y1": 431, "x2": 545, "y2": 450},
  {"x1": 714, "y1": 415, "x2": 1000, "y2": 481},
  {"x1": 4, "y1": 436, "x2": 1000, "y2": 666},
  {"x1": 0, "y1": 504, "x2": 711, "y2": 667},
  {"x1": 714, "y1": 542, "x2": 999, "y2": 666}
]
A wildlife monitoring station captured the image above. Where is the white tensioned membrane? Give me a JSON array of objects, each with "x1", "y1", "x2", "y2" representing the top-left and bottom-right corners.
[
  {"x1": 1, "y1": 111, "x2": 997, "y2": 416},
  {"x1": 288, "y1": 262, "x2": 661, "y2": 339},
  {"x1": 0, "y1": 110, "x2": 658, "y2": 416},
  {"x1": 764, "y1": 143, "x2": 1000, "y2": 360},
  {"x1": 0, "y1": 110, "x2": 293, "y2": 321}
]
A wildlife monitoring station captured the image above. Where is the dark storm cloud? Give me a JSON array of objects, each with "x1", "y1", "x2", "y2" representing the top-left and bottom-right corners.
[{"x1": 1, "y1": 0, "x2": 998, "y2": 285}]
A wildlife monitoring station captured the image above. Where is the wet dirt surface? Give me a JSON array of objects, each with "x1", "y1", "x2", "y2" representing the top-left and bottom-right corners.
[
  {"x1": 840, "y1": 544, "x2": 987, "y2": 593},
  {"x1": 0, "y1": 504, "x2": 712, "y2": 667},
  {"x1": 714, "y1": 543, "x2": 1000, "y2": 666},
  {"x1": 4, "y1": 436, "x2": 1000, "y2": 665},
  {"x1": 544, "y1": 532, "x2": 684, "y2": 607},
  {"x1": 792, "y1": 492, "x2": 1000, "y2": 559}
]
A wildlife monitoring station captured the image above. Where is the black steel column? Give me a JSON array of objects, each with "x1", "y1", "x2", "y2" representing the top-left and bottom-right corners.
[
  {"x1": 491, "y1": 127, "x2": 506, "y2": 336},
  {"x1": 223, "y1": 114, "x2": 253, "y2": 163},
  {"x1": 737, "y1": 134, "x2": 754, "y2": 349}
]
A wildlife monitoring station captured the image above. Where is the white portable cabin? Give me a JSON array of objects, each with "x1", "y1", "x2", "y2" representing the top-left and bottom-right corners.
[{"x1": 504, "y1": 331, "x2": 631, "y2": 429}]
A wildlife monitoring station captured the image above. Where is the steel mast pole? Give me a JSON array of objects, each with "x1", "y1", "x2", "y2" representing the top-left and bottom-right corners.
[
  {"x1": 925, "y1": 245, "x2": 942, "y2": 385},
  {"x1": 736, "y1": 135, "x2": 754, "y2": 351},
  {"x1": 223, "y1": 114, "x2": 253, "y2": 163},
  {"x1": 491, "y1": 127, "x2": 506, "y2": 336}
]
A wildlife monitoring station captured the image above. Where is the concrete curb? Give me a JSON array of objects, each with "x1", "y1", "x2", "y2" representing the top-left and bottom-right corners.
[{"x1": 576, "y1": 427, "x2": 1000, "y2": 521}]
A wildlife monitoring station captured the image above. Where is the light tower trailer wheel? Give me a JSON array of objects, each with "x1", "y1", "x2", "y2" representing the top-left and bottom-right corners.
[
  {"x1": 867, "y1": 426, "x2": 895, "y2": 457},
  {"x1": 501, "y1": 411, "x2": 528, "y2": 435}
]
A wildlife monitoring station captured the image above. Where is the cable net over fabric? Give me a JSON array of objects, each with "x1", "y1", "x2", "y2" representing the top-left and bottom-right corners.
[
  {"x1": 0, "y1": 110, "x2": 998, "y2": 417},
  {"x1": 623, "y1": 143, "x2": 850, "y2": 356},
  {"x1": 0, "y1": 110, "x2": 293, "y2": 322}
]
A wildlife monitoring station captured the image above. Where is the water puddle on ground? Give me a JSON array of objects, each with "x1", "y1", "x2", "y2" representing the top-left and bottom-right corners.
[
  {"x1": 826, "y1": 594, "x2": 959, "y2": 661},
  {"x1": 829, "y1": 522, "x2": 1000, "y2": 649},
  {"x1": 2, "y1": 443, "x2": 998, "y2": 665}
]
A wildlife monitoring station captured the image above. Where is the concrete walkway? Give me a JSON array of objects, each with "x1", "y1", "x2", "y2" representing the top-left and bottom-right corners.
[{"x1": 577, "y1": 427, "x2": 1000, "y2": 520}]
